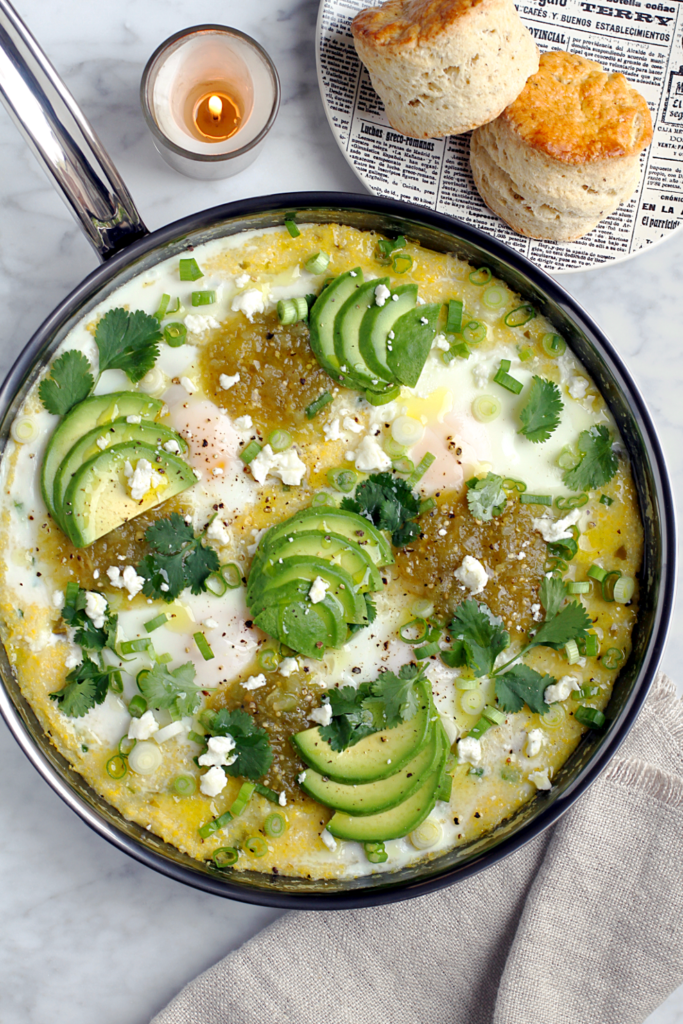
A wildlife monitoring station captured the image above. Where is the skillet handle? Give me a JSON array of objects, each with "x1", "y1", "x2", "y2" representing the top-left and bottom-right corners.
[{"x1": 0, "y1": 0, "x2": 148, "y2": 262}]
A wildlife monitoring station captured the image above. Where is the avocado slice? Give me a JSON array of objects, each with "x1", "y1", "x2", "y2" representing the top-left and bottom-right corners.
[
  {"x1": 359, "y1": 284, "x2": 417, "y2": 381},
  {"x1": 62, "y1": 440, "x2": 197, "y2": 548},
  {"x1": 325, "y1": 744, "x2": 446, "y2": 842},
  {"x1": 301, "y1": 721, "x2": 441, "y2": 815},
  {"x1": 53, "y1": 418, "x2": 187, "y2": 527},
  {"x1": 259, "y1": 507, "x2": 393, "y2": 568},
  {"x1": 308, "y1": 269, "x2": 363, "y2": 382},
  {"x1": 292, "y1": 679, "x2": 431, "y2": 784},
  {"x1": 248, "y1": 555, "x2": 367, "y2": 624},
  {"x1": 41, "y1": 392, "x2": 164, "y2": 520},
  {"x1": 252, "y1": 530, "x2": 383, "y2": 594},
  {"x1": 250, "y1": 580, "x2": 348, "y2": 647},
  {"x1": 386, "y1": 304, "x2": 440, "y2": 387},
  {"x1": 277, "y1": 598, "x2": 345, "y2": 659},
  {"x1": 333, "y1": 278, "x2": 394, "y2": 389}
]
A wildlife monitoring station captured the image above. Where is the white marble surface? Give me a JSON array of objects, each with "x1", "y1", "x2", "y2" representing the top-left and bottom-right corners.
[{"x1": 0, "y1": 1, "x2": 681, "y2": 1021}]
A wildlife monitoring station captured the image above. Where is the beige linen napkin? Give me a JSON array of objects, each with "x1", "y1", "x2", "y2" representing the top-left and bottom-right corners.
[{"x1": 152, "y1": 672, "x2": 683, "y2": 1024}]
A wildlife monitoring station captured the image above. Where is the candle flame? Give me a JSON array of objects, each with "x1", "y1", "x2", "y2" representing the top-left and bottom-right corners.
[{"x1": 208, "y1": 95, "x2": 223, "y2": 120}]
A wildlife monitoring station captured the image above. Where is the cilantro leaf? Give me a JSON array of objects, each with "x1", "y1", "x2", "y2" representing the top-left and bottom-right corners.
[
  {"x1": 50, "y1": 657, "x2": 113, "y2": 717},
  {"x1": 340, "y1": 472, "x2": 420, "y2": 547},
  {"x1": 209, "y1": 708, "x2": 273, "y2": 779},
  {"x1": 137, "y1": 661, "x2": 203, "y2": 720},
  {"x1": 519, "y1": 376, "x2": 563, "y2": 443},
  {"x1": 444, "y1": 600, "x2": 510, "y2": 677},
  {"x1": 496, "y1": 665, "x2": 552, "y2": 715},
  {"x1": 61, "y1": 586, "x2": 118, "y2": 652},
  {"x1": 466, "y1": 472, "x2": 507, "y2": 522},
  {"x1": 136, "y1": 513, "x2": 220, "y2": 602},
  {"x1": 539, "y1": 575, "x2": 567, "y2": 620},
  {"x1": 563, "y1": 425, "x2": 618, "y2": 492},
  {"x1": 95, "y1": 308, "x2": 162, "y2": 383},
  {"x1": 365, "y1": 663, "x2": 421, "y2": 729},
  {"x1": 530, "y1": 600, "x2": 591, "y2": 650},
  {"x1": 39, "y1": 351, "x2": 94, "y2": 417},
  {"x1": 320, "y1": 683, "x2": 376, "y2": 751}
]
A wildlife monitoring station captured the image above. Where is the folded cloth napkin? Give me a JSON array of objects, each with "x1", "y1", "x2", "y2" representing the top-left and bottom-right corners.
[{"x1": 152, "y1": 672, "x2": 683, "y2": 1024}]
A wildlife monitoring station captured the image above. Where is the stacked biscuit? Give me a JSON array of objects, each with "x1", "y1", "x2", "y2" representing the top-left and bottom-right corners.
[{"x1": 351, "y1": 1, "x2": 653, "y2": 240}]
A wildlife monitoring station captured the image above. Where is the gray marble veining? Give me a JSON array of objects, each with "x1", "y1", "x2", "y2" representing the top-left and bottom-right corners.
[{"x1": 0, "y1": 1, "x2": 681, "y2": 1021}]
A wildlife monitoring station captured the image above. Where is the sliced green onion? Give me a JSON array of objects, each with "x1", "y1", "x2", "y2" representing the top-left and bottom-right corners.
[
  {"x1": 392, "y1": 252, "x2": 413, "y2": 274},
  {"x1": 310, "y1": 491, "x2": 336, "y2": 507},
  {"x1": 230, "y1": 781, "x2": 256, "y2": 817},
  {"x1": 254, "y1": 782, "x2": 281, "y2": 803},
  {"x1": 518, "y1": 346, "x2": 533, "y2": 362},
  {"x1": 212, "y1": 846, "x2": 239, "y2": 868},
  {"x1": 446, "y1": 299, "x2": 463, "y2": 334},
  {"x1": 155, "y1": 652, "x2": 173, "y2": 667},
  {"x1": 399, "y1": 619, "x2": 429, "y2": 645},
  {"x1": 565, "y1": 639, "x2": 580, "y2": 664},
  {"x1": 613, "y1": 576, "x2": 634, "y2": 604},
  {"x1": 128, "y1": 695, "x2": 147, "y2": 718},
  {"x1": 198, "y1": 809, "x2": 232, "y2": 839},
  {"x1": 245, "y1": 835, "x2": 268, "y2": 857},
  {"x1": 455, "y1": 676, "x2": 479, "y2": 690},
  {"x1": 305, "y1": 391, "x2": 333, "y2": 419},
  {"x1": 482, "y1": 284, "x2": 507, "y2": 309},
  {"x1": 240, "y1": 440, "x2": 262, "y2": 464},
  {"x1": 472, "y1": 394, "x2": 501, "y2": 423},
  {"x1": 407, "y1": 452, "x2": 435, "y2": 486},
  {"x1": 179, "y1": 257, "x2": 203, "y2": 281},
  {"x1": 587, "y1": 564, "x2": 607, "y2": 583},
  {"x1": 172, "y1": 774, "x2": 197, "y2": 796},
  {"x1": 264, "y1": 812, "x2": 287, "y2": 837},
  {"x1": 444, "y1": 342, "x2": 470, "y2": 362},
  {"x1": 106, "y1": 755, "x2": 127, "y2": 780},
  {"x1": 120, "y1": 638, "x2": 152, "y2": 655},
  {"x1": 460, "y1": 690, "x2": 486, "y2": 716},
  {"x1": 567, "y1": 581, "x2": 590, "y2": 594},
  {"x1": 411, "y1": 598, "x2": 435, "y2": 620},
  {"x1": 363, "y1": 840, "x2": 388, "y2": 863},
  {"x1": 542, "y1": 332, "x2": 566, "y2": 357},
  {"x1": 468, "y1": 716, "x2": 492, "y2": 740},
  {"x1": 482, "y1": 704, "x2": 506, "y2": 725},
  {"x1": 600, "y1": 494, "x2": 614, "y2": 506},
  {"x1": 376, "y1": 235, "x2": 406, "y2": 261},
  {"x1": 154, "y1": 293, "x2": 171, "y2": 320},
  {"x1": 469, "y1": 266, "x2": 492, "y2": 286},
  {"x1": 205, "y1": 572, "x2": 228, "y2": 597},
  {"x1": 558, "y1": 446, "x2": 580, "y2": 470},
  {"x1": 436, "y1": 773, "x2": 453, "y2": 802},
  {"x1": 364, "y1": 385, "x2": 401, "y2": 406},
  {"x1": 545, "y1": 557, "x2": 569, "y2": 576},
  {"x1": 520, "y1": 493, "x2": 552, "y2": 506},
  {"x1": 383, "y1": 437, "x2": 407, "y2": 459},
  {"x1": 268, "y1": 428, "x2": 292, "y2": 452},
  {"x1": 574, "y1": 706, "x2": 606, "y2": 729},
  {"x1": 502, "y1": 478, "x2": 527, "y2": 493},
  {"x1": 391, "y1": 414, "x2": 425, "y2": 448},
  {"x1": 191, "y1": 290, "x2": 216, "y2": 306},
  {"x1": 259, "y1": 647, "x2": 280, "y2": 672},
  {"x1": 392, "y1": 457, "x2": 414, "y2": 474},
  {"x1": 119, "y1": 735, "x2": 136, "y2": 757},
  {"x1": 409, "y1": 818, "x2": 443, "y2": 850},
  {"x1": 462, "y1": 320, "x2": 487, "y2": 345},
  {"x1": 144, "y1": 613, "x2": 168, "y2": 633},
  {"x1": 414, "y1": 641, "x2": 441, "y2": 660},
  {"x1": 164, "y1": 322, "x2": 187, "y2": 347},
  {"x1": 577, "y1": 633, "x2": 599, "y2": 657},
  {"x1": 602, "y1": 647, "x2": 624, "y2": 670},
  {"x1": 188, "y1": 730, "x2": 206, "y2": 746},
  {"x1": 418, "y1": 497, "x2": 436, "y2": 515},
  {"x1": 555, "y1": 493, "x2": 589, "y2": 510},
  {"x1": 193, "y1": 632, "x2": 214, "y2": 661},
  {"x1": 327, "y1": 467, "x2": 357, "y2": 493},
  {"x1": 305, "y1": 251, "x2": 330, "y2": 275},
  {"x1": 277, "y1": 297, "x2": 308, "y2": 325},
  {"x1": 10, "y1": 416, "x2": 39, "y2": 444},
  {"x1": 110, "y1": 671, "x2": 123, "y2": 695},
  {"x1": 468, "y1": 766, "x2": 485, "y2": 777},
  {"x1": 504, "y1": 305, "x2": 536, "y2": 328},
  {"x1": 577, "y1": 684, "x2": 602, "y2": 698},
  {"x1": 493, "y1": 359, "x2": 523, "y2": 394},
  {"x1": 128, "y1": 741, "x2": 162, "y2": 776},
  {"x1": 284, "y1": 218, "x2": 300, "y2": 237},
  {"x1": 65, "y1": 580, "x2": 79, "y2": 606},
  {"x1": 220, "y1": 563, "x2": 242, "y2": 589},
  {"x1": 601, "y1": 570, "x2": 622, "y2": 602},
  {"x1": 541, "y1": 704, "x2": 566, "y2": 729}
]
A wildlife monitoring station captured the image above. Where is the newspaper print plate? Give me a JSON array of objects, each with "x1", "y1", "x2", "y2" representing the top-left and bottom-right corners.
[{"x1": 317, "y1": 0, "x2": 683, "y2": 272}]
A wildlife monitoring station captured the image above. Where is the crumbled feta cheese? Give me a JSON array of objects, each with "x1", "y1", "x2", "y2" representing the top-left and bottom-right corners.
[
  {"x1": 342, "y1": 416, "x2": 363, "y2": 434},
  {"x1": 200, "y1": 765, "x2": 228, "y2": 797},
  {"x1": 472, "y1": 364, "x2": 489, "y2": 388},
  {"x1": 250, "y1": 444, "x2": 306, "y2": 486},
  {"x1": 185, "y1": 314, "x2": 220, "y2": 335},
  {"x1": 297, "y1": 771, "x2": 307, "y2": 784},
  {"x1": 235, "y1": 272, "x2": 251, "y2": 287},
  {"x1": 391, "y1": 294, "x2": 399, "y2": 302},
  {"x1": 309, "y1": 701, "x2": 332, "y2": 727},
  {"x1": 126, "y1": 414, "x2": 142, "y2": 424},
  {"x1": 279, "y1": 657, "x2": 299, "y2": 677},
  {"x1": 323, "y1": 418, "x2": 342, "y2": 442},
  {"x1": 433, "y1": 333, "x2": 450, "y2": 351},
  {"x1": 163, "y1": 439, "x2": 181, "y2": 454},
  {"x1": 204, "y1": 618, "x2": 218, "y2": 630},
  {"x1": 65, "y1": 650, "x2": 81, "y2": 670},
  {"x1": 278, "y1": 791, "x2": 287, "y2": 807},
  {"x1": 320, "y1": 828, "x2": 337, "y2": 851},
  {"x1": 207, "y1": 518, "x2": 231, "y2": 545},
  {"x1": 352, "y1": 435, "x2": 392, "y2": 473},
  {"x1": 420, "y1": 316, "x2": 428, "y2": 325},
  {"x1": 96, "y1": 435, "x2": 109, "y2": 450},
  {"x1": 180, "y1": 376, "x2": 197, "y2": 395},
  {"x1": 544, "y1": 675, "x2": 579, "y2": 704},
  {"x1": 416, "y1": 296, "x2": 426, "y2": 305},
  {"x1": 388, "y1": 330, "x2": 395, "y2": 340},
  {"x1": 526, "y1": 729, "x2": 545, "y2": 758},
  {"x1": 531, "y1": 603, "x2": 542, "y2": 621},
  {"x1": 243, "y1": 673, "x2": 267, "y2": 691},
  {"x1": 219, "y1": 372, "x2": 240, "y2": 390},
  {"x1": 106, "y1": 565, "x2": 145, "y2": 599},
  {"x1": 529, "y1": 768, "x2": 552, "y2": 791},
  {"x1": 457, "y1": 736, "x2": 482, "y2": 767},
  {"x1": 52, "y1": 590, "x2": 65, "y2": 609},
  {"x1": 309, "y1": 576, "x2": 330, "y2": 604},
  {"x1": 198, "y1": 735, "x2": 237, "y2": 769},
  {"x1": 93, "y1": 570, "x2": 99, "y2": 579},
  {"x1": 234, "y1": 415, "x2": 253, "y2": 430},
  {"x1": 128, "y1": 710, "x2": 159, "y2": 741},
  {"x1": 438, "y1": 528, "x2": 448, "y2": 537},
  {"x1": 454, "y1": 555, "x2": 489, "y2": 595},
  {"x1": 84, "y1": 591, "x2": 108, "y2": 629},
  {"x1": 124, "y1": 458, "x2": 163, "y2": 501},
  {"x1": 568, "y1": 377, "x2": 589, "y2": 399},
  {"x1": 231, "y1": 288, "x2": 265, "y2": 321},
  {"x1": 374, "y1": 283, "x2": 391, "y2": 306},
  {"x1": 533, "y1": 508, "x2": 581, "y2": 543}
]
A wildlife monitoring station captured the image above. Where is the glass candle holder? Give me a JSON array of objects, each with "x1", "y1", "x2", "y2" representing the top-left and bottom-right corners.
[{"x1": 140, "y1": 25, "x2": 280, "y2": 180}]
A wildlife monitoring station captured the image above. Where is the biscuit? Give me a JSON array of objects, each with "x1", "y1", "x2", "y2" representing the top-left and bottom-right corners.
[
  {"x1": 469, "y1": 50, "x2": 653, "y2": 241},
  {"x1": 351, "y1": 0, "x2": 539, "y2": 139}
]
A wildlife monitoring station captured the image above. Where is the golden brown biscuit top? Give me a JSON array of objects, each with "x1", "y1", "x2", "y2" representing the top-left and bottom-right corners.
[
  {"x1": 351, "y1": 0, "x2": 485, "y2": 47},
  {"x1": 503, "y1": 51, "x2": 652, "y2": 163}
]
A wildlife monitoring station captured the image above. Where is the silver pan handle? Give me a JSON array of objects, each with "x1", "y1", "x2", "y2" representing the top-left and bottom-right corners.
[{"x1": 0, "y1": 0, "x2": 148, "y2": 261}]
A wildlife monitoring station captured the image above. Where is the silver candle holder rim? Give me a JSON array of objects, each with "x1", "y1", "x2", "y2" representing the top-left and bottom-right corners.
[{"x1": 140, "y1": 24, "x2": 281, "y2": 164}]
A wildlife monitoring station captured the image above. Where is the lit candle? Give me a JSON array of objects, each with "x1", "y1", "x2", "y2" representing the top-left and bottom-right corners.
[{"x1": 141, "y1": 26, "x2": 280, "y2": 179}]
